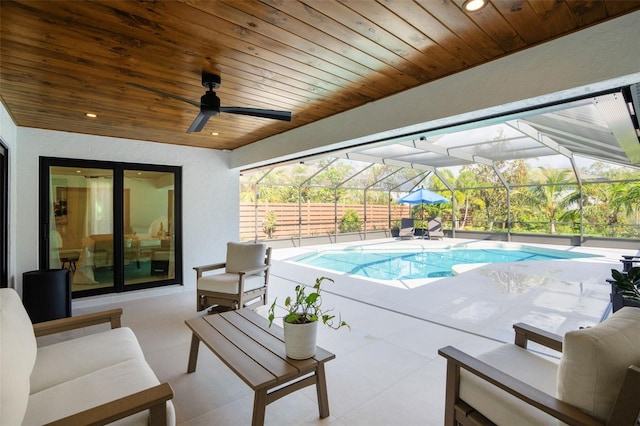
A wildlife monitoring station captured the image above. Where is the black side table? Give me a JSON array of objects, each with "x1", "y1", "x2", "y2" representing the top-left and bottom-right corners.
[{"x1": 22, "y1": 269, "x2": 71, "y2": 323}]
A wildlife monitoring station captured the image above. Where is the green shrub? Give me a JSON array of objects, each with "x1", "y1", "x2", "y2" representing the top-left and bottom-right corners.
[
  {"x1": 263, "y1": 210, "x2": 277, "y2": 238},
  {"x1": 339, "y1": 209, "x2": 362, "y2": 233}
]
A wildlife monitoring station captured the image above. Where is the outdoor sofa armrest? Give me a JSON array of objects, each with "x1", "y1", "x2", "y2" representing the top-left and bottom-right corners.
[
  {"x1": 437, "y1": 346, "x2": 602, "y2": 426},
  {"x1": 33, "y1": 308, "x2": 123, "y2": 337},
  {"x1": 513, "y1": 322, "x2": 563, "y2": 352},
  {"x1": 44, "y1": 382, "x2": 174, "y2": 426},
  {"x1": 193, "y1": 262, "x2": 226, "y2": 278},
  {"x1": 608, "y1": 365, "x2": 640, "y2": 426}
]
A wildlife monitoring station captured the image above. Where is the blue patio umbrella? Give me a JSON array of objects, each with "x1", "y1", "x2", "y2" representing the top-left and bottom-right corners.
[{"x1": 397, "y1": 186, "x2": 449, "y2": 226}]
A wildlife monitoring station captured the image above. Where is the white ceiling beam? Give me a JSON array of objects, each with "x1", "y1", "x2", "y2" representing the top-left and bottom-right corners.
[
  {"x1": 411, "y1": 139, "x2": 494, "y2": 166},
  {"x1": 345, "y1": 152, "x2": 434, "y2": 171},
  {"x1": 507, "y1": 120, "x2": 573, "y2": 157},
  {"x1": 518, "y1": 120, "x2": 626, "y2": 154}
]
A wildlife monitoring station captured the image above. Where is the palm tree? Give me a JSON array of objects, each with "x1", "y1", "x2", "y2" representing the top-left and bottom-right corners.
[
  {"x1": 609, "y1": 181, "x2": 640, "y2": 237},
  {"x1": 521, "y1": 168, "x2": 578, "y2": 234}
]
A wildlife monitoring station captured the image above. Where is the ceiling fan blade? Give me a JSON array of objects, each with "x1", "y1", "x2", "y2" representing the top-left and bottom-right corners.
[
  {"x1": 187, "y1": 112, "x2": 211, "y2": 133},
  {"x1": 127, "y1": 82, "x2": 201, "y2": 108},
  {"x1": 220, "y1": 107, "x2": 292, "y2": 121}
]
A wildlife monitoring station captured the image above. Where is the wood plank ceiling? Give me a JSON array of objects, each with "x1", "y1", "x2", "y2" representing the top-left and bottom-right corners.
[{"x1": 1, "y1": 0, "x2": 639, "y2": 151}]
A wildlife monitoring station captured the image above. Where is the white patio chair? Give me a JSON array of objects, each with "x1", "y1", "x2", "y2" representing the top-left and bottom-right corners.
[{"x1": 195, "y1": 242, "x2": 271, "y2": 312}]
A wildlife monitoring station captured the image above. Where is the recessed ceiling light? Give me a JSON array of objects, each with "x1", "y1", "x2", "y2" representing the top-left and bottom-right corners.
[
  {"x1": 85, "y1": 113, "x2": 97, "y2": 118},
  {"x1": 210, "y1": 132, "x2": 219, "y2": 136},
  {"x1": 463, "y1": 0, "x2": 488, "y2": 12}
]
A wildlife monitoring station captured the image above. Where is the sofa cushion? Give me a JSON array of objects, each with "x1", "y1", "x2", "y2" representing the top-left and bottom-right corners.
[
  {"x1": 198, "y1": 272, "x2": 266, "y2": 294},
  {"x1": 225, "y1": 242, "x2": 266, "y2": 274},
  {"x1": 557, "y1": 306, "x2": 640, "y2": 421},
  {"x1": 460, "y1": 344, "x2": 560, "y2": 425},
  {"x1": 0, "y1": 288, "x2": 37, "y2": 425},
  {"x1": 24, "y1": 358, "x2": 175, "y2": 426},
  {"x1": 31, "y1": 326, "x2": 144, "y2": 393}
]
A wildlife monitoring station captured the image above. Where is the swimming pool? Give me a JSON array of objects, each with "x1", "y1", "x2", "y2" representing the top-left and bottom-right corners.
[{"x1": 293, "y1": 245, "x2": 600, "y2": 280}]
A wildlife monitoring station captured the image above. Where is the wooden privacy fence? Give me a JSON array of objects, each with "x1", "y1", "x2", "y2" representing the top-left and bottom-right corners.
[{"x1": 240, "y1": 202, "x2": 410, "y2": 241}]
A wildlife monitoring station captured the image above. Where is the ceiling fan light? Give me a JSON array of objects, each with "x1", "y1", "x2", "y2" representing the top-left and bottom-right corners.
[{"x1": 463, "y1": 0, "x2": 488, "y2": 12}]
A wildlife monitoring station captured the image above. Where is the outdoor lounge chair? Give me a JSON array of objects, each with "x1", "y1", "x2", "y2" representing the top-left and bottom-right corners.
[
  {"x1": 620, "y1": 255, "x2": 640, "y2": 272},
  {"x1": 400, "y1": 218, "x2": 414, "y2": 229},
  {"x1": 399, "y1": 218, "x2": 419, "y2": 238},
  {"x1": 438, "y1": 306, "x2": 640, "y2": 426},
  {"x1": 427, "y1": 216, "x2": 444, "y2": 240},
  {"x1": 398, "y1": 227, "x2": 414, "y2": 239},
  {"x1": 195, "y1": 242, "x2": 271, "y2": 312}
]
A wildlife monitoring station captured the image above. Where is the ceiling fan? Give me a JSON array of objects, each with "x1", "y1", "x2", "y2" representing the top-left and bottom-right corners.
[{"x1": 128, "y1": 73, "x2": 292, "y2": 133}]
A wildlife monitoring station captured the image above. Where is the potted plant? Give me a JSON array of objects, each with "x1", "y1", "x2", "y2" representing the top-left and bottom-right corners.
[
  {"x1": 609, "y1": 266, "x2": 640, "y2": 312},
  {"x1": 390, "y1": 220, "x2": 400, "y2": 237},
  {"x1": 268, "y1": 276, "x2": 349, "y2": 359}
]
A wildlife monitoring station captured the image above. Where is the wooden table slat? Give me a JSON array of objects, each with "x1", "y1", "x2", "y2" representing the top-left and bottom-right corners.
[
  {"x1": 185, "y1": 317, "x2": 277, "y2": 389},
  {"x1": 235, "y1": 309, "x2": 285, "y2": 339},
  {"x1": 205, "y1": 314, "x2": 303, "y2": 383}
]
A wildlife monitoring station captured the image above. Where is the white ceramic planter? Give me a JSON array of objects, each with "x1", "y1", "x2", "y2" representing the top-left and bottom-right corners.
[{"x1": 283, "y1": 320, "x2": 318, "y2": 359}]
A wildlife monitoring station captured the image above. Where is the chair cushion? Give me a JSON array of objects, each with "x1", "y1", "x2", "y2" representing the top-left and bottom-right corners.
[
  {"x1": 24, "y1": 357, "x2": 175, "y2": 426},
  {"x1": 557, "y1": 306, "x2": 640, "y2": 421},
  {"x1": 399, "y1": 227, "x2": 414, "y2": 236},
  {"x1": 460, "y1": 344, "x2": 560, "y2": 425},
  {"x1": 198, "y1": 273, "x2": 266, "y2": 294},
  {"x1": 225, "y1": 242, "x2": 267, "y2": 274},
  {"x1": 31, "y1": 327, "x2": 144, "y2": 393},
  {"x1": 0, "y1": 288, "x2": 38, "y2": 425}
]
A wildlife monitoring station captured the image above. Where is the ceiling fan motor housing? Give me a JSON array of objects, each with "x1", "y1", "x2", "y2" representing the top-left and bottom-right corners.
[{"x1": 201, "y1": 91, "x2": 221, "y2": 115}]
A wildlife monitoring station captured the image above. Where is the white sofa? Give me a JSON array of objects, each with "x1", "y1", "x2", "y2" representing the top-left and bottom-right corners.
[{"x1": 0, "y1": 288, "x2": 174, "y2": 425}]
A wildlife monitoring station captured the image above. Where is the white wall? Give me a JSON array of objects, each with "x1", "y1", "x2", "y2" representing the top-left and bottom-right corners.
[
  {"x1": 231, "y1": 10, "x2": 640, "y2": 170},
  {"x1": 0, "y1": 102, "x2": 18, "y2": 289},
  {"x1": 13, "y1": 127, "x2": 238, "y2": 294}
]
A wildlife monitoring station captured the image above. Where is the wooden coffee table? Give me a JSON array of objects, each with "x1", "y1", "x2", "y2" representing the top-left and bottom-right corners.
[{"x1": 185, "y1": 308, "x2": 335, "y2": 426}]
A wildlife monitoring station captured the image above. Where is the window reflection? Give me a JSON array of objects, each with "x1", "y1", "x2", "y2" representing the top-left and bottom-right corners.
[
  {"x1": 51, "y1": 167, "x2": 114, "y2": 291},
  {"x1": 123, "y1": 170, "x2": 175, "y2": 285}
]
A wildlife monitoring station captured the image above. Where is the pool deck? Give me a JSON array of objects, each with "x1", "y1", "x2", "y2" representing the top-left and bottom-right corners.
[{"x1": 270, "y1": 238, "x2": 638, "y2": 343}]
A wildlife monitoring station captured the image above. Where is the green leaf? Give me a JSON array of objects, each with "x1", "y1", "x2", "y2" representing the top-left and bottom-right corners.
[
  {"x1": 285, "y1": 312, "x2": 300, "y2": 323},
  {"x1": 612, "y1": 269, "x2": 627, "y2": 282},
  {"x1": 306, "y1": 293, "x2": 319, "y2": 305},
  {"x1": 322, "y1": 314, "x2": 335, "y2": 324}
]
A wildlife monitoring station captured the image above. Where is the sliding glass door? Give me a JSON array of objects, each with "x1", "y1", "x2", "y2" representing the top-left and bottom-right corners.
[
  {"x1": 123, "y1": 169, "x2": 177, "y2": 286},
  {"x1": 40, "y1": 158, "x2": 182, "y2": 297}
]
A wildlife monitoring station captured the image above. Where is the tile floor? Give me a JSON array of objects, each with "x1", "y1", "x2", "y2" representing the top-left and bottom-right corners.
[{"x1": 62, "y1": 239, "x2": 637, "y2": 425}]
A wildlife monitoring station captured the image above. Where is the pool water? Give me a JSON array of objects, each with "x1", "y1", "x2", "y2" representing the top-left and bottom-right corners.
[{"x1": 293, "y1": 247, "x2": 599, "y2": 280}]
